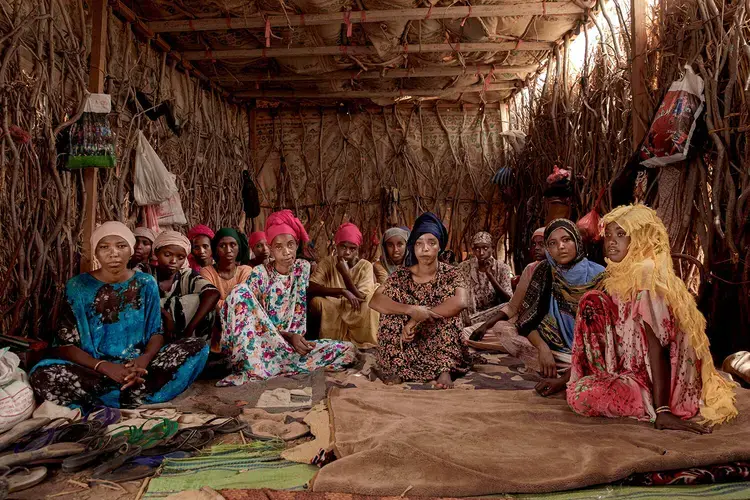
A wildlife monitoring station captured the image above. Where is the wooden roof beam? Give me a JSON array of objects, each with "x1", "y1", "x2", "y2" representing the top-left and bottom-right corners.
[
  {"x1": 233, "y1": 82, "x2": 517, "y2": 99},
  {"x1": 214, "y1": 64, "x2": 536, "y2": 83},
  {"x1": 183, "y1": 42, "x2": 554, "y2": 61},
  {"x1": 148, "y1": 3, "x2": 586, "y2": 33}
]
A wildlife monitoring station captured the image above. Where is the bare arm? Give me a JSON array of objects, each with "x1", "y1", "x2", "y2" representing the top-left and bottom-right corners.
[
  {"x1": 184, "y1": 289, "x2": 221, "y2": 336},
  {"x1": 430, "y1": 287, "x2": 469, "y2": 318},
  {"x1": 336, "y1": 260, "x2": 366, "y2": 300},
  {"x1": 486, "y1": 271, "x2": 512, "y2": 303},
  {"x1": 52, "y1": 345, "x2": 102, "y2": 371},
  {"x1": 369, "y1": 286, "x2": 413, "y2": 316}
]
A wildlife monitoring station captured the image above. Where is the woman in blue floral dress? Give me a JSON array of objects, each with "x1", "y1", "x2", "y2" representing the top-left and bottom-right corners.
[
  {"x1": 218, "y1": 210, "x2": 356, "y2": 386},
  {"x1": 31, "y1": 222, "x2": 209, "y2": 409}
]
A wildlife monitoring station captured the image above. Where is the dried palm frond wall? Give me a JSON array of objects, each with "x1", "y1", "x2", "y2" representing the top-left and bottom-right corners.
[
  {"x1": 0, "y1": 1, "x2": 250, "y2": 338},
  {"x1": 506, "y1": 0, "x2": 750, "y2": 358}
]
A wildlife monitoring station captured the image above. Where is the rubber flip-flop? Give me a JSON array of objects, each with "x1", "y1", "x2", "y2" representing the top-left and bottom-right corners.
[
  {"x1": 2, "y1": 466, "x2": 48, "y2": 493},
  {"x1": 16, "y1": 420, "x2": 106, "y2": 453},
  {"x1": 93, "y1": 463, "x2": 156, "y2": 483},
  {"x1": 84, "y1": 406, "x2": 122, "y2": 427},
  {"x1": 0, "y1": 443, "x2": 86, "y2": 467},
  {"x1": 91, "y1": 444, "x2": 143, "y2": 479},
  {"x1": 0, "y1": 418, "x2": 51, "y2": 452},
  {"x1": 62, "y1": 435, "x2": 129, "y2": 473},
  {"x1": 131, "y1": 450, "x2": 192, "y2": 468},
  {"x1": 139, "y1": 428, "x2": 214, "y2": 457},
  {"x1": 198, "y1": 416, "x2": 247, "y2": 434}
]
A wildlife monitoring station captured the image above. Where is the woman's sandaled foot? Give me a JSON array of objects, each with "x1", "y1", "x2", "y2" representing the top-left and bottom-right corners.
[{"x1": 434, "y1": 372, "x2": 454, "y2": 389}]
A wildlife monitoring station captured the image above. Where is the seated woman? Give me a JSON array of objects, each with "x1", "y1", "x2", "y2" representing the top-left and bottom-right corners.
[
  {"x1": 219, "y1": 210, "x2": 357, "y2": 386},
  {"x1": 248, "y1": 231, "x2": 271, "y2": 267},
  {"x1": 459, "y1": 231, "x2": 513, "y2": 332},
  {"x1": 373, "y1": 227, "x2": 410, "y2": 285},
  {"x1": 30, "y1": 222, "x2": 209, "y2": 410},
  {"x1": 309, "y1": 223, "x2": 379, "y2": 346},
  {"x1": 510, "y1": 220, "x2": 605, "y2": 397},
  {"x1": 188, "y1": 224, "x2": 215, "y2": 272},
  {"x1": 128, "y1": 227, "x2": 155, "y2": 269},
  {"x1": 139, "y1": 231, "x2": 220, "y2": 340},
  {"x1": 567, "y1": 205, "x2": 737, "y2": 432},
  {"x1": 466, "y1": 227, "x2": 544, "y2": 351},
  {"x1": 371, "y1": 212, "x2": 472, "y2": 389},
  {"x1": 200, "y1": 228, "x2": 253, "y2": 310}
]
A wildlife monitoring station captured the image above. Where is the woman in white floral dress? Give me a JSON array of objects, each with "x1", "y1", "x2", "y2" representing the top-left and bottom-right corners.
[{"x1": 218, "y1": 210, "x2": 357, "y2": 386}]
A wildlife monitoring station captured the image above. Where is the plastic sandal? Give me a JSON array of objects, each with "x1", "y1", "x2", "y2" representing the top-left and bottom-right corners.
[
  {"x1": 0, "y1": 443, "x2": 86, "y2": 468},
  {"x1": 0, "y1": 418, "x2": 51, "y2": 452},
  {"x1": 90, "y1": 443, "x2": 143, "y2": 479},
  {"x1": 84, "y1": 406, "x2": 122, "y2": 427},
  {"x1": 0, "y1": 466, "x2": 48, "y2": 493},
  {"x1": 15, "y1": 420, "x2": 106, "y2": 453},
  {"x1": 197, "y1": 416, "x2": 248, "y2": 434},
  {"x1": 139, "y1": 428, "x2": 214, "y2": 457},
  {"x1": 61, "y1": 435, "x2": 129, "y2": 473},
  {"x1": 93, "y1": 463, "x2": 156, "y2": 483},
  {"x1": 110, "y1": 418, "x2": 179, "y2": 450}
]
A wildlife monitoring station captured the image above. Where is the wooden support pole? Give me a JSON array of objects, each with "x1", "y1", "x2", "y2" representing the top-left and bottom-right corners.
[
  {"x1": 148, "y1": 3, "x2": 586, "y2": 33},
  {"x1": 631, "y1": 0, "x2": 648, "y2": 149},
  {"x1": 81, "y1": 0, "x2": 107, "y2": 272},
  {"x1": 233, "y1": 82, "x2": 516, "y2": 99},
  {"x1": 184, "y1": 42, "x2": 554, "y2": 61},
  {"x1": 214, "y1": 65, "x2": 536, "y2": 83}
]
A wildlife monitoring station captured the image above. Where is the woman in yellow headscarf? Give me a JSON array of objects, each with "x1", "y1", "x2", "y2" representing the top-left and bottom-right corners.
[{"x1": 567, "y1": 205, "x2": 738, "y2": 433}]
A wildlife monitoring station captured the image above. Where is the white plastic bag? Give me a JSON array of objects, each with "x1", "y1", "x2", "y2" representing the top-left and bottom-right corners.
[
  {"x1": 134, "y1": 131, "x2": 178, "y2": 206},
  {"x1": 156, "y1": 193, "x2": 187, "y2": 226},
  {"x1": 0, "y1": 348, "x2": 35, "y2": 433}
]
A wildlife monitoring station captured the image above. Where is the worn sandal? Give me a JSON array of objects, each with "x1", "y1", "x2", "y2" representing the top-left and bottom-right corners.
[
  {"x1": 0, "y1": 443, "x2": 86, "y2": 468},
  {"x1": 139, "y1": 428, "x2": 214, "y2": 457},
  {"x1": 93, "y1": 463, "x2": 156, "y2": 483},
  {"x1": 0, "y1": 418, "x2": 51, "y2": 452},
  {"x1": 90, "y1": 443, "x2": 143, "y2": 479},
  {"x1": 62, "y1": 435, "x2": 129, "y2": 473},
  {"x1": 0, "y1": 466, "x2": 48, "y2": 493}
]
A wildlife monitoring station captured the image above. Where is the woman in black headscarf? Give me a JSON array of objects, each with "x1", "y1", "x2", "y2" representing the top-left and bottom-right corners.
[{"x1": 370, "y1": 212, "x2": 472, "y2": 389}]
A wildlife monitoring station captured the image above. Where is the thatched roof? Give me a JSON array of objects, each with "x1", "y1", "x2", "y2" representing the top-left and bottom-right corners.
[{"x1": 115, "y1": 0, "x2": 594, "y2": 105}]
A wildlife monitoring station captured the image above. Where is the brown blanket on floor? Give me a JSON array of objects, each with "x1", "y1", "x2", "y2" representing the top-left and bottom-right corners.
[{"x1": 312, "y1": 386, "x2": 750, "y2": 496}]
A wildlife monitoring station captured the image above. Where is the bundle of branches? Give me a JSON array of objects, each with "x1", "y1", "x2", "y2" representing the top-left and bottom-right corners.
[{"x1": 0, "y1": 1, "x2": 250, "y2": 339}]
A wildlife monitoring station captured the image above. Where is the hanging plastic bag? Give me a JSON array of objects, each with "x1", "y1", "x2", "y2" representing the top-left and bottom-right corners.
[
  {"x1": 134, "y1": 130, "x2": 178, "y2": 206},
  {"x1": 577, "y1": 188, "x2": 606, "y2": 243},
  {"x1": 639, "y1": 65, "x2": 704, "y2": 167},
  {"x1": 0, "y1": 348, "x2": 35, "y2": 433},
  {"x1": 66, "y1": 94, "x2": 116, "y2": 169},
  {"x1": 156, "y1": 193, "x2": 187, "y2": 226}
]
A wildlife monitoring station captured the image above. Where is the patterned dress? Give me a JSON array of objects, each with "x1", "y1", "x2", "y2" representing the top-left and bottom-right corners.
[
  {"x1": 458, "y1": 257, "x2": 513, "y2": 319},
  {"x1": 567, "y1": 290, "x2": 702, "y2": 422},
  {"x1": 30, "y1": 272, "x2": 209, "y2": 409},
  {"x1": 137, "y1": 264, "x2": 217, "y2": 339},
  {"x1": 218, "y1": 260, "x2": 356, "y2": 386},
  {"x1": 376, "y1": 263, "x2": 473, "y2": 382}
]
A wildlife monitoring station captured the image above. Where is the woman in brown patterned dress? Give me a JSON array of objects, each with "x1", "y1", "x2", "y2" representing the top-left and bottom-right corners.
[{"x1": 370, "y1": 213, "x2": 472, "y2": 389}]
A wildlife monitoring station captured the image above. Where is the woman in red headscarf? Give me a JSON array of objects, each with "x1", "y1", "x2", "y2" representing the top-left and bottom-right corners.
[
  {"x1": 248, "y1": 231, "x2": 271, "y2": 267},
  {"x1": 187, "y1": 225, "x2": 215, "y2": 272},
  {"x1": 308, "y1": 222, "x2": 379, "y2": 346},
  {"x1": 218, "y1": 211, "x2": 356, "y2": 386}
]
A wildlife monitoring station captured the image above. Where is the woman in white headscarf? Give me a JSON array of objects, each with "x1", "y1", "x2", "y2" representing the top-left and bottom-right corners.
[{"x1": 30, "y1": 222, "x2": 209, "y2": 410}]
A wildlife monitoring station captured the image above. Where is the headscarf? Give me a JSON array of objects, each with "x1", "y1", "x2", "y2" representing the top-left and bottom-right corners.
[
  {"x1": 334, "y1": 223, "x2": 363, "y2": 246},
  {"x1": 188, "y1": 224, "x2": 214, "y2": 243},
  {"x1": 602, "y1": 204, "x2": 737, "y2": 425},
  {"x1": 154, "y1": 230, "x2": 191, "y2": 255},
  {"x1": 380, "y1": 227, "x2": 410, "y2": 275},
  {"x1": 532, "y1": 227, "x2": 545, "y2": 240},
  {"x1": 248, "y1": 231, "x2": 267, "y2": 248},
  {"x1": 212, "y1": 228, "x2": 250, "y2": 265},
  {"x1": 265, "y1": 210, "x2": 310, "y2": 244},
  {"x1": 516, "y1": 219, "x2": 605, "y2": 347},
  {"x1": 405, "y1": 212, "x2": 448, "y2": 266},
  {"x1": 472, "y1": 231, "x2": 492, "y2": 246},
  {"x1": 91, "y1": 221, "x2": 135, "y2": 254},
  {"x1": 133, "y1": 227, "x2": 156, "y2": 243},
  {"x1": 544, "y1": 218, "x2": 585, "y2": 267}
]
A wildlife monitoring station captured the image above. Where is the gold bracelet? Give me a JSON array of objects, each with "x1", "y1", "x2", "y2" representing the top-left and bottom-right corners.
[
  {"x1": 655, "y1": 405, "x2": 671, "y2": 414},
  {"x1": 94, "y1": 360, "x2": 106, "y2": 373}
]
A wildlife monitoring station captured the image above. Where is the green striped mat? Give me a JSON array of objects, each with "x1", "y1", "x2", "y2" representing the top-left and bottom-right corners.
[{"x1": 144, "y1": 442, "x2": 318, "y2": 499}]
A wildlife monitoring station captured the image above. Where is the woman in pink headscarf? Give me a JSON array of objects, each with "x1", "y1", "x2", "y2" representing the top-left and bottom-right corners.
[
  {"x1": 187, "y1": 225, "x2": 215, "y2": 272},
  {"x1": 248, "y1": 231, "x2": 271, "y2": 267},
  {"x1": 218, "y1": 210, "x2": 356, "y2": 386},
  {"x1": 308, "y1": 222, "x2": 380, "y2": 346}
]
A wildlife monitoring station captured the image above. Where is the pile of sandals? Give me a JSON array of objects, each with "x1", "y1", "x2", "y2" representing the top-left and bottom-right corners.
[{"x1": 0, "y1": 408, "x2": 247, "y2": 498}]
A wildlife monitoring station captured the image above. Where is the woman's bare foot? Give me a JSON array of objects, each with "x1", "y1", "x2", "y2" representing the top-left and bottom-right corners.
[{"x1": 434, "y1": 371, "x2": 454, "y2": 389}]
